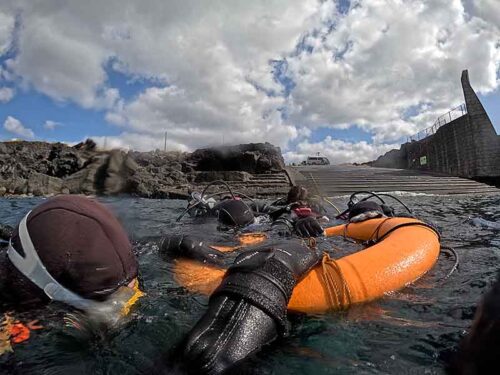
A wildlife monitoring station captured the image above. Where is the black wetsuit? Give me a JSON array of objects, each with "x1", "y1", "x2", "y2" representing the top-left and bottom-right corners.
[{"x1": 155, "y1": 208, "x2": 324, "y2": 374}]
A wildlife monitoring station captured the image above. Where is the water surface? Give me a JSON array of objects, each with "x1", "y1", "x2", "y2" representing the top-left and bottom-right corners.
[{"x1": 1, "y1": 193, "x2": 499, "y2": 374}]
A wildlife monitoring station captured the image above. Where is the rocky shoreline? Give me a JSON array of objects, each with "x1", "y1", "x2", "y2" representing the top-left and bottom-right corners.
[{"x1": 0, "y1": 140, "x2": 291, "y2": 199}]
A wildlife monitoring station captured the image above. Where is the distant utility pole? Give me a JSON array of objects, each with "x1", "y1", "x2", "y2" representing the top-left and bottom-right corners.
[
  {"x1": 164, "y1": 131, "x2": 167, "y2": 152},
  {"x1": 104, "y1": 137, "x2": 107, "y2": 150}
]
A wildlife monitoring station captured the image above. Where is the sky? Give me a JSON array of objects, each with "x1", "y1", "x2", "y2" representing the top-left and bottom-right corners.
[{"x1": 0, "y1": 0, "x2": 499, "y2": 165}]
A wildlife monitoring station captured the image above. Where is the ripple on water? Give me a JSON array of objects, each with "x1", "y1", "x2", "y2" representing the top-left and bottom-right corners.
[{"x1": 1, "y1": 194, "x2": 500, "y2": 374}]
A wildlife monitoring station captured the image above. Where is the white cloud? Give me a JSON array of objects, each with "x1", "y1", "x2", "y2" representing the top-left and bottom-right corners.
[
  {"x1": 91, "y1": 132, "x2": 190, "y2": 152},
  {"x1": 0, "y1": 0, "x2": 322, "y2": 149},
  {"x1": 106, "y1": 84, "x2": 299, "y2": 150},
  {"x1": 470, "y1": 0, "x2": 500, "y2": 28},
  {"x1": 0, "y1": 0, "x2": 498, "y2": 154},
  {"x1": 285, "y1": 0, "x2": 500, "y2": 142},
  {"x1": 43, "y1": 120, "x2": 62, "y2": 130},
  {"x1": 3, "y1": 116, "x2": 35, "y2": 138},
  {"x1": 284, "y1": 137, "x2": 399, "y2": 165},
  {"x1": 0, "y1": 11, "x2": 15, "y2": 55},
  {"x1": 0, "y1": 87, "x2": 14, "y2": 103}
]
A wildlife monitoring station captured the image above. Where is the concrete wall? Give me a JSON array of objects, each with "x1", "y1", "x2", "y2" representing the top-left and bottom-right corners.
[{"x1": 372, "y1": 70, "x2": 500, "y2": 179}]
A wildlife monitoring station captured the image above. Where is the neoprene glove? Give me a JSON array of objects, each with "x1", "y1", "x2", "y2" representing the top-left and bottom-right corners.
[
  {"x1": 159, "y1": 235, "x2": 224, "y2": 266},
  {"x1": 180, "y1": 241, "x2": 321, "y2": 374},
  {"x1": 271, "y1": 217, "x2": 294, "y2": 236},
  {"x1": 294, "y1": 216, "x2": 324, "y2": 238}
]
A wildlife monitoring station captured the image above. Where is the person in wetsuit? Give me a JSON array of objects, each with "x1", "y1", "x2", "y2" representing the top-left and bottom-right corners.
[
  {"x1": 184, "y1": 185, "x2": 329, "y2": 229},
  {"x1": 161, "y1": 195, "x2": 325, "y2": 265},
  {"x1": 0, "y1": 195, "x2": 141, "y2": 320},
  {"x1": 155, "y1": 194, "x2": 327, "y2": 374},
  {"x1": 447, "y1": 270, "x2": 500, "y2": 374},
  {"x1": 156, "y1": 198, "x2": 396, "y2": 374}
]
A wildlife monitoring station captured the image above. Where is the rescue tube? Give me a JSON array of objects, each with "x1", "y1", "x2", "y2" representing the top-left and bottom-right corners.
[{"x1": 173, "y1": 217, "x2": 440, "y2": 314}]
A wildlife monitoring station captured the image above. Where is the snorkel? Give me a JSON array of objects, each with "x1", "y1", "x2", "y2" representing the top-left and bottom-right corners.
[{"x1": 7, "y1": 212, "x2": 143, "y2": 326}]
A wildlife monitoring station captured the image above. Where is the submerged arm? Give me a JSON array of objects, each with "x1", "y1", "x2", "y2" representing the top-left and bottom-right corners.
[{"x1": 177, "y1": 241, "x2": 321, "y2": 374}]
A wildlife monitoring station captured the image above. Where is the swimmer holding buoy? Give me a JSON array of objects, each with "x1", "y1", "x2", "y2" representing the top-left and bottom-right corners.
[{"x1": 158, "y1": 199, "x2": 441, "y2": 374}]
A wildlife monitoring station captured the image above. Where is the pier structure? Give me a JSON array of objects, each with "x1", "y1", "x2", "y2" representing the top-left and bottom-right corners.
[
  {"x1": 290, "y1": 70, "x2": 500, "y2": 196},
  {"x1": 291, "y1": 164, "x2": 499, "y2": 197},
  {"x1": 372, "y1": 70, "x2": 500, "y2": 183}
]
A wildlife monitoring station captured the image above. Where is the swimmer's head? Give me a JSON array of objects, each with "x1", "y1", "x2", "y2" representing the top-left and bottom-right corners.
[
  {"x1": 5, "y1": 195, "x2": 139, "y2": 309},
  {"x1": 287, "y1": 186, "x2": 308, "y2": 204},
  {"x1": 449, "y1": 271, "x2": 500, "y2": 374},
  {"x1": 213, "y1": 199, "x2": 255, "y2": 228},
  {"x1": 347, "y1": 201, "x2": 385, "y2": 222}
]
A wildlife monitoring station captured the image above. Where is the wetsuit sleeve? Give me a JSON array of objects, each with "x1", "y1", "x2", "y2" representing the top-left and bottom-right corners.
[
  {"x1": 249, "y1": 200, "x2": 269, "y2": 213},
  {"x1": 159, "y1": 235, "x2": 225, "y2": 266},
  {"x1": 271, "y1": 213, "x2": 295, "y2": 236},
  {"x1": 179, "y1": 241, "x2": 321, "y2": 374}
]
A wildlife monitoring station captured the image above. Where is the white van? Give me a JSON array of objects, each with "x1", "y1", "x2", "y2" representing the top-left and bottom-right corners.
[{"x1": 306, "y1": 156, "x2": 330, "y2": 165}]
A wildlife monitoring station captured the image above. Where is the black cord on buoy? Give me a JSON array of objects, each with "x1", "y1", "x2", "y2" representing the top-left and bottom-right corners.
[{"x1": 438, "y1": 245, "x2": 459, "y2": 281}]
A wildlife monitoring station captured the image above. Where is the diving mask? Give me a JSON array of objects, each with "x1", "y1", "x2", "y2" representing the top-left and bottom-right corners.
[{"x1": 7, "y1": 212, "x2": 143, "y2": 322}]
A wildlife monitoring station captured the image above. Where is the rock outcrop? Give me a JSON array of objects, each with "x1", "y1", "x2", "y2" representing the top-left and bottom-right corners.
[
  {"x1": 189, "y1": 143, "x2": 285, "y2": 173},
  {"x1": 0, "y1": 140, "x2": 290, "y2": 198}
]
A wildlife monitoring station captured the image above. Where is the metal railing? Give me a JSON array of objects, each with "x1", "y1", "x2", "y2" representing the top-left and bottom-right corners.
[{"x1": 407, "y1": 103, "x2": 467, "y2": 142}]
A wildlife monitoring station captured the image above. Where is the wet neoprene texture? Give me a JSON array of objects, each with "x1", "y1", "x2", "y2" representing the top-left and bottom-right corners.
[
  {"x1": 449, "y1": 270, "x2": 500, "y2": 374},
  {"x1": 347, "y1": 201, "x2": 384, "y2": 221},
  {"x1": 160, "y1": 235, "x2": 224, "y2": 265},
  {"x1": 180, "y1": 241, "x2": 321, "y2": 374},
  {"x1": 294, "y1": 216, "x2": 323, "y2": 237},
  {"x1": 10, "y1": 195, "x2": 138, "y2": 300},
  {"x1": 213, "y1": 199, "x2": 255, "y2": 227}
]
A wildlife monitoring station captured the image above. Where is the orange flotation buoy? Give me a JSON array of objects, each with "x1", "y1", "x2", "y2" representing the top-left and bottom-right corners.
[
  {"x1": 173, "y1": 217, "x2": 440, "y2": 314},
  {"x1": 210, "y1": 232, "x2": 268, "y2": 253}
]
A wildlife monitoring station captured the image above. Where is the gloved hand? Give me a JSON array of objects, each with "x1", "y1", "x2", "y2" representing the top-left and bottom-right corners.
[
  {"x1": 159, "y1": 235, "x2": 224, "y2": 266},
  {"x1": 179, "y1": 241, "x2": 321, "y2": 374},
  {"x1": 294, "y1": 216, "x2": 323, "y2": 238},
  {"x1": 271, "y1": 216, "x2": 294, "y2": 236}
]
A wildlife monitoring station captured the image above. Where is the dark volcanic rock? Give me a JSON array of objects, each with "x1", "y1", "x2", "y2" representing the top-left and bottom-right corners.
[
  {"x1": 62, "y1": 154, "x2": 108, "y2": 194},
  {"x1": 193, "y1": 171, "x2": 251, "y2": 183},
  {"x1": 102, "y1": 150, "x2": 138, "y2": 195},
  {"x1": 0, "y1": 140, "x2": 289, "y2": 198},
  {"x1": 126, "y1": 150, "x2": 189, "y2": 198},
  {"x1": 27, "y1": 172, "x2": 64, "y2": 196},
  {"x1": 188, "y1": 143, "x2": 285, "y2": 173},
  {"x1": 47, "y1": 144, "x2": 86, "y2": 177},
  {"x1": 73, "y1": 139, "x2": 97, "y2": 151}
]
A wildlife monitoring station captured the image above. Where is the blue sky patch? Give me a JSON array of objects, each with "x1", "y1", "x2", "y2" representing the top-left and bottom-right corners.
[
  {"x1": 479, "y1": 92, "x2": 500, "y2": 133},
  {"x1": 104, "y1": 59, "x2": 166, "y2": 101},
  {"x1": 0, "y1": 90, "x2": 118, "y2": 143},
  {"x1": 309, "y1": 125, "x2": 373, "y2": 144}
]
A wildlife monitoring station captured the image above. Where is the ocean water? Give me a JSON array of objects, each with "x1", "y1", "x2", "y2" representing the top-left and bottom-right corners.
[{"x1": 1, "y1": 193, "x2": 500, "y2": 374}]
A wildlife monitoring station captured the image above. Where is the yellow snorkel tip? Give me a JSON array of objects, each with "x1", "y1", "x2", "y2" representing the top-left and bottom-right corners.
[{"x1": 120, "y1": 279, "x2": 145, "y2": 317}]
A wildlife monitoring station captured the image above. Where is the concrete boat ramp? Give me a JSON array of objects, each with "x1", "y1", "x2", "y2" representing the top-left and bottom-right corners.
[{"x1": 291, "y1": 165, "x2": 500, "y2": 197}]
